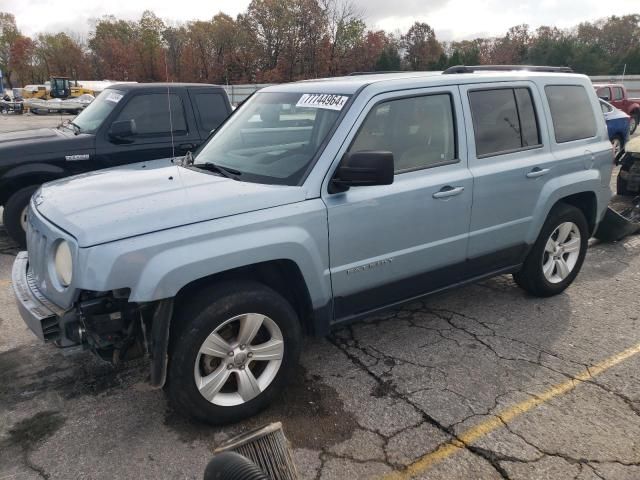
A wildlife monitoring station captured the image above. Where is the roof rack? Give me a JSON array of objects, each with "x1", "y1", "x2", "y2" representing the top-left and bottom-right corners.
[
  {"x1": 347, "y1": 71, "x2": 405, "y2": 76},
  {"x1": 442, "y1": 65, "x2": 574, "y2": 74}
]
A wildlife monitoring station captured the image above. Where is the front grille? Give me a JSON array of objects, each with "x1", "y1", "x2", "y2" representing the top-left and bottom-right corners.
[
  {"x1": 25, "y1": 206, "x2": 77, "y2": 310},
  {"x1": 27, "y1": 224, "x2": 48, "y2": 290}
]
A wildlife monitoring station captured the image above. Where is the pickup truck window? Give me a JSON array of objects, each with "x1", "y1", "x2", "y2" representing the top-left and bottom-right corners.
[
  {"x1": 73, "y1": 89, "x2": 125, "y2": 134},
  {"x1": 193, "y1": 93, "x2": 228, "y2": 134},
  {"x1": 115, "y1": 93, "x2": 187, "y2": 137},
  {"x1": 349, "y1": 93, "x2": 456, "y2": 173},
  {"x1": 613, "y1": 87, "x2": 624, "y2": 101},
  {"x1": 545, "y1": 85, "x2": 597, "y2": 143},
  {"x1": 597, "y1": 87, "x2": 611, "y2": 101},
  {"x1": 469, "y1": 87, "x2": 540, "y2": 157},
  {"x1": 194, "y1": 92, "x2": 346, "y2": 185}
]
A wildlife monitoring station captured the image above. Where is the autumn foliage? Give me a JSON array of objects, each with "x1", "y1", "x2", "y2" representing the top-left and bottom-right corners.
[{"x1": 0, "y1": 5, "x2": 639, "y2": 88}]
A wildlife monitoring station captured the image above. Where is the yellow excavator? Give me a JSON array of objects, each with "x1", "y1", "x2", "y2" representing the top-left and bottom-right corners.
[{"x1": 21, "y1": 77, "x2": 94, "y2": 100}]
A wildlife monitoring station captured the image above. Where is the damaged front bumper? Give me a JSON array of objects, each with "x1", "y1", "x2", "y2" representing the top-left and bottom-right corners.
[
  {"x1": 12, "y1": 251, "x2": 67, "y2": 342},
  {"x1": 12, "y1": 251, "x2": 173, "y2": 387}
]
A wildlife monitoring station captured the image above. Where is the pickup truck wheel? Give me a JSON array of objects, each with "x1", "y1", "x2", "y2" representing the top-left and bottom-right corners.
[
  {"x1": 630, "y1": 112, "x2": 638, "y2": 135},
  {"x1": 514, "y1": 204, "x2": 588, "y2": 297},
  {"x1": 166, "y1": 281, "x2": 301, "y2": 425},
  {"x1": 3, "y1": 186, "x2": 39, "y2": 247},
  {"x1": 612, "y1": 137, "x2": 623, "y2": 159}
]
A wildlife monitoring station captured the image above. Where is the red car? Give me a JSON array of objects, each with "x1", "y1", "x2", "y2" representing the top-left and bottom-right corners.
[{"x1": 594, "y1": 83, "x2": 640, "y2": 134}]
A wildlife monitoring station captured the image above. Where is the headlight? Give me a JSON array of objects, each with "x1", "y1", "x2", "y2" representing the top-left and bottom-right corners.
[{"x1": 54, "y1": 240, "x2": 73, "y2": 286}]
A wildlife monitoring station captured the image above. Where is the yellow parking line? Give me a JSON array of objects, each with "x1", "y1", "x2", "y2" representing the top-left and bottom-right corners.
[{"x1": 383, "y1": 341, "x2": 640, "y2": 480}]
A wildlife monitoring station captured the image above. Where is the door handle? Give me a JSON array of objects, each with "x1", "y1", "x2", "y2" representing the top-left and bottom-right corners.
[
  {"x1": 179, "y1": 143, "x2": 195, "y2": 151},
  {"x1": 432, "y1": 186, "x2": 465, "y2": 199},
  {"x1": 526, "y1": 167, "x2": 550, "y2": 178}
]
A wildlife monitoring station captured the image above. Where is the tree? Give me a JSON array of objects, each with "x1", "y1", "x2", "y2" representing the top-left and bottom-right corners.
[
  {"x1": 0, "y1": 12, "x2": 20, "y2": 87},
  {"x1": 402, "y1": 22, "x2": 443, "y2": 70},
  {"x1": 137, "y1": 10, "x2": 165, "y2": 81},
  {"x1": 89, "y1": 16, "x2": 139, "y2": 80},
  {"x1": 9, "y1": 35, "x2": 35, "y2": 85}
]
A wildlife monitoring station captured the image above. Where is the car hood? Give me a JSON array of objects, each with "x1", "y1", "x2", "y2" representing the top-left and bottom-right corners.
[
  {"x1": 0, "y1": 127, "x2": 94, "y2": 158},
  {"x1": 35, "y1": 159, "x2": 307, "y2": 247}
]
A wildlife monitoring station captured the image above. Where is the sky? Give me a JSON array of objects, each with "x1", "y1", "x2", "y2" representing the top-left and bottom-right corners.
[{"x1": 3, "y1": 0, "x2": 640, "y2": 41}]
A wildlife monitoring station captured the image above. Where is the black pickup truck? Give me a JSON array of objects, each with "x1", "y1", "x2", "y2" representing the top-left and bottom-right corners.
[{"x1": 0, "y1": 83, "x2": 232, "y2": 245}]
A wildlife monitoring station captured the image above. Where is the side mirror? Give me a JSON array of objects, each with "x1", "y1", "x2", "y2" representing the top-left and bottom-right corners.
[
  {"x1": 331, "y1": 151, "x2": 394, "y2": 192},
  {"x1": 109, "y1": 119, "x2": 136, "y2": 140}
]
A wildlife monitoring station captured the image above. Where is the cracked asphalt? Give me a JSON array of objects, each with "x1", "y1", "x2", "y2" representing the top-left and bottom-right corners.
[{"x1": 1, "y1": 116, "x2": 640, "y2": 479}]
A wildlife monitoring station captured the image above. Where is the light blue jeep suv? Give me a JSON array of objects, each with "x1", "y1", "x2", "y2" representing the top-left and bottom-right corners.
[{"x1": 13, "y1": 67, "x2": 613, "y2": 424}]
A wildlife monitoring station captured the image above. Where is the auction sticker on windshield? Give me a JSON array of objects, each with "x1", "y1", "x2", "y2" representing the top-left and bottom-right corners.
[
  {"x1": 296, "y1": 94, "x2": 349, "y2": 111},
  {"x1": 105, "y1": 92, "x2": 123, "y2": 103}
]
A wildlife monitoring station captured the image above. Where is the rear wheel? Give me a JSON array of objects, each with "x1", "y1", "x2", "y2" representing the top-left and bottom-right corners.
[
  {"x1": 3, "y1": 186, "x2": 39, "y2": 247},
  {"x1": 166, "y1": 281, "x2": 302, "y2": 425},
  {"x1": 514, "y1": 204, "x2": 588, "y2": 297},
  {"x1": 630, "y1": 112, "x2": 639, "y2": 135}
]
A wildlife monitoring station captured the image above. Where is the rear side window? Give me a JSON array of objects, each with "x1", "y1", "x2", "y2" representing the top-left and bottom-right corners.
[
  {"x1": 612, "y1": 87, "x2": 624, "y2": 101},
  {"x1": 193, "y1": 92, "x2": 228, "y2": 134},
  {"x1": 545, "y1": 85, "x2": 597, "y2": 143},
  {"x1": 115, "y1": 93, "x2": 187, "y2": 137},
  {"x1": 468, "y1": 88, "x2": 541, "y2": 157}
]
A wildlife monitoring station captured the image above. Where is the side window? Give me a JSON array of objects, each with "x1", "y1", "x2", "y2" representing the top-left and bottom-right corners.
[
  {"x1": 115, "y1": 93, "x2": 187, "y2": 137},
  {"x1": 349, "y1": 94, "x2": 457, "y2": 174},
  {"x1": 597, "y1": 87, "x2": 611, "y2": 101},
  {"x1": 612, "y1": 87, "x2": 624, "y2": 101},
  {"x1": 193, "y1": 92, "x2": 228, "y2": 133},
  {"x1": 545, "y1": 85, "x2": 597, "y2": 143},
  {"x1": 468, "y1": 88, "x2": 541, "y2": 157},
  {"x1": 600, "y1": 101, "x2": 613, "y2": 114}
]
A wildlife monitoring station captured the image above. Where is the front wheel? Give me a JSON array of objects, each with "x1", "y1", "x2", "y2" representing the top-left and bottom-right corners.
[
  {"x1": 514, "y1": 204, "x2": 588, "y2": 297},
  {"x1": 166, "y1": 281, "x2": 302, "y2": 425},
  {"x1": 3, "y1": 186, "x2": 39, "y2": 247}
]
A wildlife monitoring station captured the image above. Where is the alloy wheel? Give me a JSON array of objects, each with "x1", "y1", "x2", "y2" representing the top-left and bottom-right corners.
[
  {"x1": 193, "y1": 313, "x2": 284, "y2": 407},
  {"x1": 542, "y1": 222, "x2": 581, "y2": 284}
]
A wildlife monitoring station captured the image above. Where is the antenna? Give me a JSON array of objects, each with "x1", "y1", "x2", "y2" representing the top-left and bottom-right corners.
[{"x1": 164, "y1": 50, "x2": 176, "y2": 161}]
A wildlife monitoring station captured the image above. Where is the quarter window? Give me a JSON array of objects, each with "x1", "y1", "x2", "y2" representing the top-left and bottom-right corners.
[
  {"x1": 193, "y1": 92, "x2": 228, "y2": 134},
  {"x1": 115, "y1": 93, "x2": 187, "y2": 137},
  {"x1": 545, "y1": 85, "x2": 597, "y2": 143},
  {"x1": 468, "y1": 88, "x2": 541, "y2": 157},
  {"x1": 349, "y1": 94, "x2": 457, "y2": 173}
]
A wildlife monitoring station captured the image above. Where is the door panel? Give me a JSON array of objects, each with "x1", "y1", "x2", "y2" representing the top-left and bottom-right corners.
[
  {"x1": 95, "y1": 92, "x2": 200, "y2": 167},
  {"x1": 323, "y1": 87, "x2": 472, "y2": 320},
  {"x1": 460, "y1": 82, "x2": 557, "y2": 274}
]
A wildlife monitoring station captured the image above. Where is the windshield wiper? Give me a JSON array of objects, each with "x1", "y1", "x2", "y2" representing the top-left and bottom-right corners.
[
  {"x1": 195, "y1": 162, "x2": 242, "y2": 179},
  {"x1": 59, "y1": 119, "x2": 81, "y2": 135}
]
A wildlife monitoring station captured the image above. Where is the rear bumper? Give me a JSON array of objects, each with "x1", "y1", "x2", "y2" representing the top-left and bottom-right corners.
[{"x1": 12, "y1": 251, "x2": 64, "y2": 342}]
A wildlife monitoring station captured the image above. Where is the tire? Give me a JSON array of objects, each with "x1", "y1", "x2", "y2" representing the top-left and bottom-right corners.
[
  {"x1": 166, "y1": 281, "x2": 302, "y2": 425},
  {"x1": 617, "y1": 173, "x2": 630, "y2": 196},
  {"x1": 611, "y1": 136, "x2": 623, "y2": 161},
  {"x1": 513, "y1": 203, "x2": 588, "y2": 297},
  {"x1": 3, "y1": 186, "x2": 39, "y2": 247},
  {"x1": 630, "y1": 111, "x2": 639, "y2": 135}
]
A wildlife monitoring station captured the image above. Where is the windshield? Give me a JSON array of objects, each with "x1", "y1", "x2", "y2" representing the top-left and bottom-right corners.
[
  {"x1": 72, "y1": 89, "x2": 125, "y2": 134},
  {"x1": 194, "y1": 92, "x2": 349, "y2": 185}
]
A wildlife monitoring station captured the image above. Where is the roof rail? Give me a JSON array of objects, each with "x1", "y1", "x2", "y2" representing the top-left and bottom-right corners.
[
  {"x1": 442, "y1": 65, "x2": 574, "y2": 74},
  {"x1": 347, "y1": 71, "x2": 405, "y2": 76}
]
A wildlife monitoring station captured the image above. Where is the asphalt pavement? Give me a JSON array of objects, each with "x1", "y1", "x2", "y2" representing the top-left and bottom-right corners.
[{"x1": 1, "y1": 114, "x2": 640, "y2": 479}]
